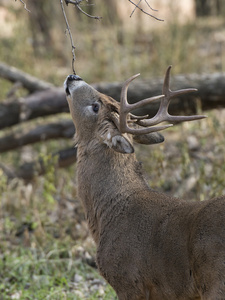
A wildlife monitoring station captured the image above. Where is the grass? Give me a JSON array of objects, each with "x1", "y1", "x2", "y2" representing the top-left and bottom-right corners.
[
  {"x1": 0, "y1": 164, "x2": 117, "y2": 299},
  {"x1": 0, "y1": 3, "x2": 225, "y2": 299},
  {"x1": 0, "y1": 244, "x2": 114, "y2": 299}
]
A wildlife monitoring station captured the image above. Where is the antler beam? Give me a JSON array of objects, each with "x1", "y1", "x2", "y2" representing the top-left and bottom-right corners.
[{"x1": 119, "y1": 66, "x2": 206, "y2": 135}]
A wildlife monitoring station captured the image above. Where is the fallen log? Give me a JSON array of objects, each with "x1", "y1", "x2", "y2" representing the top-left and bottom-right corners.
[
  {"x1": 1, "y1": 72, "x2": 225, "y2": 130},
  {"x1": 0, "y1": 88, "x2": 67, "y2": 129},
  {"x1": 0, "y1": 120, "x2": 75, "y2": 153},
  {"x1": 0, "y1": 62, "x2": 53, "y2": 92},
  {"x1": 0, "y1": 147, "x2": 77, "y2": 181}
]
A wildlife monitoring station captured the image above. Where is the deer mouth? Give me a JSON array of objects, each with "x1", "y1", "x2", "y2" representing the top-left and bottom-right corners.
[
  {"x1": 65, "y1": 86, "x2": 70, "y2": 96},
  {"x1": 64, "y1": 74, "x2": 83, "y2": 96}
]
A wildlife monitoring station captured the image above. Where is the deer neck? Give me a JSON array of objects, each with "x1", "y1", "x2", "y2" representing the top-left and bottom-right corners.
[{"x1": 76, "y1": 142, "x2": 149, "y2": 243}]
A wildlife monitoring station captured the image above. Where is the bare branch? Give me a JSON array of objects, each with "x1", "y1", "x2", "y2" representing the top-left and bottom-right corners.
[
  {"x1": 60, "y1": 0, "x2": 76, "y2": 74},
  {"x1": 144, "y1": 0, "x2": 158, "y2": 12},
  {"x1": 130, "y1": 0, "x2": 142, "y2": 18},
  {"x1": 60, "y1": 0, "x2": 102, "y2": 74},
  {"x1": 65, "y1": 0, "x2": 82, "y2": 5},
  {"x1": 128, "y1": 0, "x2": 164, "y2": 21},
  {"x1": 65, "y1": 0, "x2": 102, "y2": 20},
  {"x1": 16, "y1": 0, "x2": 31, "y2": 12},
  {"x1": 76, "y1": 4, "x2": 102, "y2": 20}
]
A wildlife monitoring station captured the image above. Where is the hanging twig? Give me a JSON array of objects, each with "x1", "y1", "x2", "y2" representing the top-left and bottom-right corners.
[
  {"x1": 144, "y1": 0, "x2": 158, "y2": 12},
  {"x1": 60, "y1": 0, "x2": 76, "y2": 74},
  {"x1": 76, "y1": 4, "x2": 102, "y2": 20},
  {"x1": 65, "y1": 0, "x2": 102, "y2": 20},
  {"x1": 128, "y1": 0, "x2": 163, "y2": 21},
  {"x1": 60, "y1": 0, "x2": 102, "y2": 74},
  {"x1": 16, "y1": 0, "x2": 30, "y2": 12}
]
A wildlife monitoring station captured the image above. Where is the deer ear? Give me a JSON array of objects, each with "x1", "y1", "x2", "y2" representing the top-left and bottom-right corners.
[
  {"x1": 102, "y1": 131, "x2": 134, "y2": 154},
  {"x1": 133, "y1": 132, "x2": 164, "y2": 145},
  {"x1": 111, "y1": 135, "x2": 134, "y2": 154}
]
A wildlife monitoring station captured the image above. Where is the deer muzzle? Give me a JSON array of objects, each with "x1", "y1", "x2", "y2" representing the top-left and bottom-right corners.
[{"x1": 64, "y1": 74, "x2": 83, "y2": 96}]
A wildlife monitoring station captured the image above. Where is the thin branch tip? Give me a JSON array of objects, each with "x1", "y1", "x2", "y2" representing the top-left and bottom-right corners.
[
  {"x1": 128, "y1": 0, "x2": 164, "y2": 21},
  {"x1": 16, "y1": 0, "x2": 30, "y2": 12},
  {"x1": 60, "y1": 0, "x2": 76, "y2": 74}
]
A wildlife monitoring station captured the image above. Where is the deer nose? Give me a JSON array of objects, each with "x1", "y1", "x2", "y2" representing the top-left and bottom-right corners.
[
  {"x1": 67, "y1": 74, "x2": 82, "y2": 81},
  {"x1": 64, "y1": 74, "x2": 83, "y2": 96}
]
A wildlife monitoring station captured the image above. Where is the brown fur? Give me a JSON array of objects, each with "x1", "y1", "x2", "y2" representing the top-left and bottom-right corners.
[{"x1": 65, "y1": 75, "x2": 225, "y2": 300}]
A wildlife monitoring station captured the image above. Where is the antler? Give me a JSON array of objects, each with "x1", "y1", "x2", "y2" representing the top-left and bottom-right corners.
[{"x1": 119, "y1": 66, "x2": 206, "y2": 135}]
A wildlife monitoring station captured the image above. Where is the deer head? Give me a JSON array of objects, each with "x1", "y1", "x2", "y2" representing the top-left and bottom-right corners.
[{"x1": 64, "y1": 66, "x2": 205, "y2": 154}]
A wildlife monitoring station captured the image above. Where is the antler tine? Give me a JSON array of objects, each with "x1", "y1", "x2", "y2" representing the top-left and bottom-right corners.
[
  {"x1": 163, "y1": 65, "x2": 197, "y2": 99},
  {"x1": 120, "y1": 74, "x2": 171, "y2": 135},
  {"x1": 120, "y1": 74, "x2": 140, "y2": 115},
  {"x1": 162, "y1": 65, "x2": 206, "y2": 123},
  {"x1": 138, "y1": 66, "x2": 206, "y2": 127}
]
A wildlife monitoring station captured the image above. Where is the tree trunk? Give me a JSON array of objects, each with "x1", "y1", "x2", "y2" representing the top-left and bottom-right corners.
[
  {"x1": 195, "y1": 0, "x2": 224, "y2": 16},
  {"x1": 27, "y1": 0, "x2": 53, "y2": 53}
]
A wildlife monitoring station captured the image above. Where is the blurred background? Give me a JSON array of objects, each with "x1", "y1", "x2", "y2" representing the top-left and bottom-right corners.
[
  {"x1": 0, "y1": 0, "x2": 225, "y2": 299},
  {"x1": 1, "y1": 0, "x2": 225, "y2": 83}
]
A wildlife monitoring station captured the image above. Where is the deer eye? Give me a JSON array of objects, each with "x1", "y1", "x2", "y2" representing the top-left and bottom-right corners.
[{"x1": 92, "y1": 103, "x2": 99, "y2": 113}]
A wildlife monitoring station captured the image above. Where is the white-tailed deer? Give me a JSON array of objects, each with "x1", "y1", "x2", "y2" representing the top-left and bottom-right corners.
[{"x1": 64, "y1": 66, "x2": 225, "y2": 300}]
